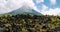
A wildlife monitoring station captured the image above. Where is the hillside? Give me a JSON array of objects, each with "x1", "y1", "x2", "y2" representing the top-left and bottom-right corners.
[{"x1": 0, "y1": 14, "x2": 60, "y2": 32}]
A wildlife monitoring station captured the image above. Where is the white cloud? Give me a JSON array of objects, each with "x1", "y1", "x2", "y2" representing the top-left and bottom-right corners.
[
  {"x1": 50, "y1": 0, "x2": 56, "y2": 5},
  {"x1": 41, "y1": 4, "x2": 60, "y2": 16},
  {"x1": 0, "y1": 0, "x2": 23, "y2": 14},
  {"x1": 42, "y1": 8, "x2": 60, "y2": 16},
  {"x1": 0, "y1": 0, "x2": 40, "y2": 14},
  {"x1": 41, "y1": 4, "x2": 48, "y2": 11},
  {"x1": 36, "y1": 0, "x2": 44, "y2": 4}
]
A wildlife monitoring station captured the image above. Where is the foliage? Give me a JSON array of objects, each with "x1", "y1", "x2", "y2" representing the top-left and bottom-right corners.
[{"x1": 0, "y1": 14, "x2": 60, "y2": 32}]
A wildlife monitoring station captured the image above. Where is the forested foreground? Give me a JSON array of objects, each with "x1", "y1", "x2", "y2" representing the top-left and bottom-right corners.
[{"x1": 0, "y1": 14, "x2": 60, "y2": 32}]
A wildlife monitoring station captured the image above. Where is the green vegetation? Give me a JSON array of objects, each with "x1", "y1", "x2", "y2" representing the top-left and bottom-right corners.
[{"x1": 0, "y1": 14, "x2": 60, "y2": 32}]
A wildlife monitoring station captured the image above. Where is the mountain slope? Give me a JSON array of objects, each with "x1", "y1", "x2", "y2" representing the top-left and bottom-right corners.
[
  {"x1": 8, "y1": 5, "x2": 42, "y2": 15},
  {"x1": 9, "y1": 9, "x2": 42, "y2": 15}
]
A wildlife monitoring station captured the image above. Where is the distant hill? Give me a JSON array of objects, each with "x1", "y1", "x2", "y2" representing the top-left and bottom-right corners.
[
  {"x1": 8, "y1": 9, "x2": 42, "y2": 15},
  {"x1": 8, "y1": 5, "x2": 42, "y2": 15}
]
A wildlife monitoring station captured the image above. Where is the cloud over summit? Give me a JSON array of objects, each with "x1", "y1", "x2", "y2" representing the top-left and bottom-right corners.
[{"x1": 0, "y1": 0, "x2": 40, "y2": 14}]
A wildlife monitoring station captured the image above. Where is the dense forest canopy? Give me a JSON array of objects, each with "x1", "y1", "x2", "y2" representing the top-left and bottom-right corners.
[{"x1": 0, "y1": 14, "x2": 60, "y2": 32}]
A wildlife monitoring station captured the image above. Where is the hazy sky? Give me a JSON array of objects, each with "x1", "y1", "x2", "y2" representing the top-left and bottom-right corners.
[{"x1": 0, "y1": 0, "x2": 60, "y2": 16}]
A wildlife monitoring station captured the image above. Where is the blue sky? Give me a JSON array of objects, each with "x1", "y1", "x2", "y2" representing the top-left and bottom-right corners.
[
  {"x1": 0, "y1": 0, "x2": 60, "y2": 16},
  {"x1": 34, "y1": 0, "x2": 60, "y2": 8},
  {"x1": 33, "y1": 0, "x2": 60, "y2": 15}
]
